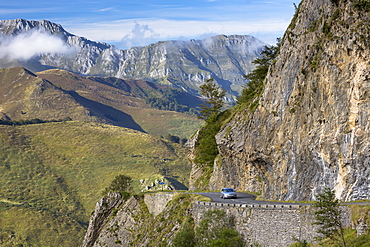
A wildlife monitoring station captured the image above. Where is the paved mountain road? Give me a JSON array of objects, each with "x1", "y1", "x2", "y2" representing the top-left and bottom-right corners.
[
  {"x1": 196, "y1": 192, "x2": 307, "y2": 205},
  {"x1": 196, "y1": 192, "x2": 370, "y2": 206}
]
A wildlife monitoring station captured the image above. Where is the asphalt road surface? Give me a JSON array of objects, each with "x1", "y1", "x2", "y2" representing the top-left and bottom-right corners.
[
  {"x1": 197, "y1": 192, "x2": 310, "y2": 205},
  {"x1": 197, "y1": 192, "x2": 370, "y2": 206}
]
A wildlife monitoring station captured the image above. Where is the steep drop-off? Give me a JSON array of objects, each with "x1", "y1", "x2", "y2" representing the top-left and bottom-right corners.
[{"x1": 189, "y1": 0, "x2": 370, "y2": 201}]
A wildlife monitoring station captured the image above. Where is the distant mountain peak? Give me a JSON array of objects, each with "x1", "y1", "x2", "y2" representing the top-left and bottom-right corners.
[
  {"x1": 0, "y1": 18, "x2": 68, "y2": 36},
  {"x1": 0, "y1": 18, "x2": 265, "y2": 100}
]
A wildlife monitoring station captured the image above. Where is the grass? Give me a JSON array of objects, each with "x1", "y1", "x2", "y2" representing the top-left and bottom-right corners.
[
  {"x1": 124, "y1": 106, "x2": 203, "y2": 138},
  {"x1": 0, "y1": 121, "x2": 192, "y2": 246},
  {"x1": 37, "y1": 69, "x2": 204, "y2": 138}
]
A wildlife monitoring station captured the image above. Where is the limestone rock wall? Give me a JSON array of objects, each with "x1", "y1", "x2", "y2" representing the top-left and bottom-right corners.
[
  {"x1": 82, "y1": 192, "x2": 124, "y2": 247},
  {"x1": 191, "y1": 0, "x2": 370, "y2": 201}
]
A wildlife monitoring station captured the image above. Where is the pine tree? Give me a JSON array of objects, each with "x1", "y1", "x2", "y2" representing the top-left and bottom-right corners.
[
  {"x1": 199, "y1": 78, "x2": 226, "y2": 122},
  {"x1": 237, "y1": 40, "x2": 280, "y2": 108},
  {"x1": 313, "y1": 188, "x2": 346, "y2": 247}
]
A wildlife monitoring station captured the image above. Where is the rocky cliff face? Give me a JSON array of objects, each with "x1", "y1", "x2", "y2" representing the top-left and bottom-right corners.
[
  {"x1": 82, "y1": 192, "x2": 188, "y2": 247},
  {"x1": 189, "y1": 0, "x2": 370, "y2": 201},
  {"x1": 0, "y1": 19, "x2": 265, "y2": 100}
]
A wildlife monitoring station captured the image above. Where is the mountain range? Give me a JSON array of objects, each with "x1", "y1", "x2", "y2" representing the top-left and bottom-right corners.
[{"x1": 0, "y1": 19, "x2": 265, "y2": 100}]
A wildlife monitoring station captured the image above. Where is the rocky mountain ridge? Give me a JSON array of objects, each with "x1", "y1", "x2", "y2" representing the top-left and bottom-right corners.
[
  {"x1": 0, "y1": 19, "x2": 265, "y2": 100},
  {"x1": 188, "y1": 0, "x2": 370, "y2": 201}
]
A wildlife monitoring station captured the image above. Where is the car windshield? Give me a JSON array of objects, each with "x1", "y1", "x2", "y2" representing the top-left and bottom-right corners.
[{"x1": 224, "y1": 189, "x2": 234, "y2": 192}]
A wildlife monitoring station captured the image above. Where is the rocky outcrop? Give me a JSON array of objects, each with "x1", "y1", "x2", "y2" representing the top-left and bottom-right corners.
[
  {"x1": 82, "y1": 192, "x2": 182, "y2": 247},
  {"x1": 82, "y1": 192, "x2": 124, "y2": 247},
  {"x1": 189, "y1": 0, "x2": 370, "y2": 201},
  {"x1": 0, "y1": 19, "x2": 265, "y2": 100}
]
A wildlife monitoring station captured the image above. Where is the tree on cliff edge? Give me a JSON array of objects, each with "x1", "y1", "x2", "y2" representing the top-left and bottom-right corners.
[
  {"x1": 199, "y1": 78, "x2": 226, "y2": 122},
  {"x1": 313, "y1": 188, "x2": 346, "y2": 247},
  {"x1": 102, "y1": 174, "x2": 132, "y2": 196}
]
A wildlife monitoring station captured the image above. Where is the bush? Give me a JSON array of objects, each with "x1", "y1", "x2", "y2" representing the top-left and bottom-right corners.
[
  {"x1": 194, "y1": 110, "x2": 231, "y2": 164},
  {"x1": 195, "y1": 210, "x2": 245, "y2": 247},
  {"x1": 102, "y1": 174, "x2": 132, "y2": 195},
  {"x1": 172, "y1": 218, "x2": 195, "y2": 247}
]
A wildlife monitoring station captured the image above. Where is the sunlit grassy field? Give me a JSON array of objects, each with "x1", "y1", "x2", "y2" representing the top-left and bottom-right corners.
[{"x1": 0, "y1": 121, "x2": 192, "y2": 246}]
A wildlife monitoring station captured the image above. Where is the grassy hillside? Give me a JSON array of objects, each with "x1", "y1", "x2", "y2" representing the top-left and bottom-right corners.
[
  {"x1": 0, "y1": 121, "x2": 192, "y2": 246},
  {"x1": 0, "y1": 67, "x2": 203, "y2": 138},
  {"x1": 37, "y1": 69, "x2": 204, "y2": 138}
]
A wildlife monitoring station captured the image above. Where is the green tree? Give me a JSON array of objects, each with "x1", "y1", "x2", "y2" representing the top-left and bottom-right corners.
[
  {"x1": 195, "y1": 210, "x2": 245, "y2": 247},
  {"x1": 237, "y1": 40, "x2": 280, "y2": 109},
  {"x1": 102, "y1": 174, "x2": 132, "y2": 195},
  {"x1": 199, "y1": 78, "x2": 226, "y2": 122},
  {"x1": 172, "y1": 217, "x2": 195, "y2": 247},
  {"x1": 194, "y1": 110, "x2": 231, "y2": 164},
  {"x1": 313, "y1": 188, "x2": 346, "y2": 247}
]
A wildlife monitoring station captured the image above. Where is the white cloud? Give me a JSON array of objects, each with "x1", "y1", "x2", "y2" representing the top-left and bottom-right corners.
[
  {"x1": 119, "y1": 23, "x2": 161, "y2": 48},
  {"x1": 0, "y1": 29, "x2": 74, "y2": 61},
  {"x1": 66, "y1": 18, "x2": 290, "y2": 47}
]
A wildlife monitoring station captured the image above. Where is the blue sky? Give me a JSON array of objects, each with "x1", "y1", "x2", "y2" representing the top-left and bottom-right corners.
[{"x1": 1, "y1": 0, "x2": 300, "y2": 49}]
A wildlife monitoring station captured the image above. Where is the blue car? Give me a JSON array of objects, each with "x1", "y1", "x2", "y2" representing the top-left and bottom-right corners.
[{"x1": 220, "y1": 188, "x2": 237, "y2": 199}]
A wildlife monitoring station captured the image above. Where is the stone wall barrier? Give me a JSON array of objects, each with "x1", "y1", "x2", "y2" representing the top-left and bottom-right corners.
[
  {"x1": 193, "y1": 200, "x2": 351, "y2": 247},
  {"x1": 195, "y1": 201, "x2": 303, "y2": 210}
]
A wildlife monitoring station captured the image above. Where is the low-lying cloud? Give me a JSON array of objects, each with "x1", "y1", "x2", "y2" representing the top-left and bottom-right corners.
[
  {"x1": 119, "y1": 23, "x2": 161, "y2": 49},
  {"x1": 0, "y1": 29, "x2": 73, "y2": 61}
]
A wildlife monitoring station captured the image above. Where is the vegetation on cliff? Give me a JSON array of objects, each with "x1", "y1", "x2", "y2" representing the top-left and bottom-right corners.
[
  {"x1": 190, "y1": 41, "x2": 279, "y2": 189},
  {"x1": 236, "y1": 41, "x2": 279, "y2": 111}
]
